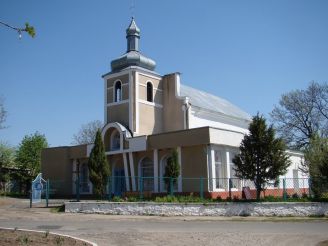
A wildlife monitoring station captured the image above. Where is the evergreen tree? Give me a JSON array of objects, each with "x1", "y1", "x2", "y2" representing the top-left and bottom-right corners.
[
  {"x1": 88, "y1": 129, "x2": 109, "y2": 198},
  {"x1": 164, "y1": 149, "x2": 180, "y2": 193},
  {"x1": 233, "y1": 114, "x2": 290, "y2": 199}
]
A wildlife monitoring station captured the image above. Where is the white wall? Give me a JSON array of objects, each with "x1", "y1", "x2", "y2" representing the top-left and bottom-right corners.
[
  {"x1": 189, "y1": 107, "x2": 249, "y2": 134},
  {"x1": 209, "y1": 128, "x2": 245, "y2": 148},
  {"x1": 281, "y1": 151, "x2": 308, "y2": 189}
]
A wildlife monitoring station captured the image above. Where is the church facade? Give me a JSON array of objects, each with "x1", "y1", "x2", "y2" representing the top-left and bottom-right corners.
[{"x1": 41, "y1": 19, "x2": 306, "y2": 198}]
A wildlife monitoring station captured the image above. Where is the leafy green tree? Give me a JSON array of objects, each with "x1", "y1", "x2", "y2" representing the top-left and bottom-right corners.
[
  {"x1": 164, "y1": 149, "x2": 180, "y2": 193},
  {"x1": 0, "y1": 142, "x2": 16, "y2": 168},
  {"x1": 16, "y1": 132, "x2": 48, "y2": 178},
  {"x1": 0, "y1": 21, "x2": 35, "y2": 38},
  {"x1": 303, "y1": 135, "x2": 328, "y2": 197},
  {"x1": 0, "y1": 142, "x2": 16, "y2": 185},
  {"x1": 233, "y1": 114, "x2": 290, "y2": 200},
  {"x1": 88, "y1": 129, "x2": 110, "y2": 198}
]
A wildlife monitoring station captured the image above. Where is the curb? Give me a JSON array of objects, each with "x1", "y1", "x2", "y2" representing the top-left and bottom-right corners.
[
  {"x1": 65, "y1": 201, "x2": 328, "y2": 217},
  {"x1": 0, "y1": 227, "x2": 98, "y2": 246}
]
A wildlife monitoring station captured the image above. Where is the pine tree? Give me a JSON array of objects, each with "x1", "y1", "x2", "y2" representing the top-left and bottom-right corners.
[
  {"x1": 88, "y1": 129, "x2": 109, "y2": 198},
  {"x1": 164, "y1": 149, "x2": 180, "y2": 193},
  {"x1": 233, "y1": 114, "x2": 290, "y2": 200}
]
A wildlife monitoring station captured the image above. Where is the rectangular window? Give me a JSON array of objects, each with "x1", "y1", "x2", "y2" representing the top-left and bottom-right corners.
[
  {"x1": 229, "y1": 152, "x2": 238, "y2": 189},
  {"x1": 214, "y1": 150, "x2": 226, "y2": 189}
]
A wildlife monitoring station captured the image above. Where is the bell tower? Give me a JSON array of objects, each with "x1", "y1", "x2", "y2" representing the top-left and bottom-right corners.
[{"x1": 102, "y1": 18, "x2": 161, "y2": 136}]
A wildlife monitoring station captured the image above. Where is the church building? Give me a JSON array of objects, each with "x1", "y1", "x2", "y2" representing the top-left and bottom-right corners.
[{"x1": 41, "y1": 18, "x2": 305, "y2": 198}]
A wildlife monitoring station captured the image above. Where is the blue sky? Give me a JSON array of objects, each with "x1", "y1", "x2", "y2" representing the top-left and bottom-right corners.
[{"x1": 1, "y1": 0, "x2": 328, "y2": 147}]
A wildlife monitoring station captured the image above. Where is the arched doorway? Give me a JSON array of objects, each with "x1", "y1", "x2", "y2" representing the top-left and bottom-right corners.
[{"x1": 138, "y1": 157, "x2": 153, "y2": 192}]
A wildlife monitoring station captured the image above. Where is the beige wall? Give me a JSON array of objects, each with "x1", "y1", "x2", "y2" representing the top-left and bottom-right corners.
[
  {"x1": 107, "y1": 88, "x2": 113, "y2": 103},
  {"x1": 107, "y1": 74, "x2": 129, "y2": 88},
  {"x1": 41, "y1": 142, "x2": 210, "y2": 195},
  {"x1": 162, "y1": 73, "x2": 185, "y2": 132},
  {"x1": 153, "y1": 89, "x2": 163, "y2": 105},
  {"x1": 41, "y1": 147, "x2": 72, "y2": 196},
  {"x1": 107, "y1": 103, "x2": 129, "y2": 127},
  {"x1": 107, "y1": 74, "x2": 129, "y2": 104},
  {"x1": 139, "y1": 74, "x2": 162, "y2": 90},
  {"x1": 138, "y1": 84, "x2": 147, "y2": 101},
  {"x1": 138, "y1": 103, "x2": 163, "y2": 135},
  {"x1": 148, "y1": 127, "x2": 210, "y2": 149},
  {"x1": 136, "y1": 73, "x2": 164, "y2": 135},
  {"x1": 122, "y1": 83, "x2": 129, "y2": 100},
  {"x1": 41, "y1": 145, "x2": 87, "y2": 197},
  {"x1": 107, "y1": 83, "x2": 129, "y2": 104},
  {"x1": 69, "y1": 145, "x2": 87, "y2": 159},
  {"x1": 138, "y1": 85, "x2": 163, "y2": 105},
  {"x1": 181, "y1": 145, "x2": 208, "y2": 192},
  {"x1": 105, "y1": 71, "x2": 186, "y2": 136}
]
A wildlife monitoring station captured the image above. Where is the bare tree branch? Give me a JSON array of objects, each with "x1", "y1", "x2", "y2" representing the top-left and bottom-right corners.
[
  {"x1": 72, "y1": 120, "x2": 103, "y2": 145},
  {"x1": 271, "y1": 81, "x2": 328, "y2": 149}
]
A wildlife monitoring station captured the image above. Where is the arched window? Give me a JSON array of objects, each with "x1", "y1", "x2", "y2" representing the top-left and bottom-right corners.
[
  {"x1": 114, "y1": 81, "x2": 122, "y2": 102},
  {"x1": 110, "y1": 130, "x2": 120, "y2": 150},
  {"x1": 139, "y1": 157, "x2": 153, "y2": 191},
  {"x1": 146, "y1": 82, "x2": 153, "y2": 102}
]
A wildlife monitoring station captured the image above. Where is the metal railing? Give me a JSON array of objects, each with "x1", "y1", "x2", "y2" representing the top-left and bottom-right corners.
[{"x1": 45, "y1": 176, "x2": 327, "y2": 202}]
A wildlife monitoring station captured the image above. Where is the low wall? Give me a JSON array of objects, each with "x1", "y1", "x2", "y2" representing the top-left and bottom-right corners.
[{"x1": 65, "y1": 202, "x2": 328, "y2": 217}]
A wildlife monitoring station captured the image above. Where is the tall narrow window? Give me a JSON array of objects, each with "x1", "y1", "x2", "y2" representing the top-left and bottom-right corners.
[
  {"x1": 114, "y1": 81, "x2": 122, "y2": 102},
  {"x1": 215, "y1": 150, "x2": 225, "y2": 189},
  {"x1": 146, "y1": 82, "x2": 153, "y2": 102}
]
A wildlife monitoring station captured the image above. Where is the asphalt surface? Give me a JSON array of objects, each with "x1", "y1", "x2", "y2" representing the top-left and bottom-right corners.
[{"x1": 0, "y1": 197, "x2": 328, "y2": 246}]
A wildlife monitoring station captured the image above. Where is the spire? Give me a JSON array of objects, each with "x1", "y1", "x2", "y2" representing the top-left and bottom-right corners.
[
  {"x1": 126, "y1": 17, "x2": 140, "y2": 52},
  {"x1": 110, "y1": 18, "x2": 156, "y2": 72}
]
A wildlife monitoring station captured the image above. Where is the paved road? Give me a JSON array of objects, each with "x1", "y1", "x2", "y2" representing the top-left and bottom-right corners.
[{"x1": 0, "y1": 197, "x2": 328, "y2": 246}]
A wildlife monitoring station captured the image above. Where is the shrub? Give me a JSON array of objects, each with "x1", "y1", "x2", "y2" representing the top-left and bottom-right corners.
[
  {"x1": 112, "y1": 196, "x2": 123, "y2": 202},
  {"x1": 292, "y1": 193, "x2": 299, "y2": 199},
  {"x1": 216, "y1": 196, "x2": 223, "y2": 202},
  {"x1": 127, "y1": 196, "x2": 139, "y2": 202},
  {"x1": 321, "y1": 192, "x2": 328, "y2": 199}
]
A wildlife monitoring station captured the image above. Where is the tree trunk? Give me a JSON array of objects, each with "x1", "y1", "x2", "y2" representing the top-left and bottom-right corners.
[{"x1": 256, "y1": 187, "x2": 261, "y2": 200}]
